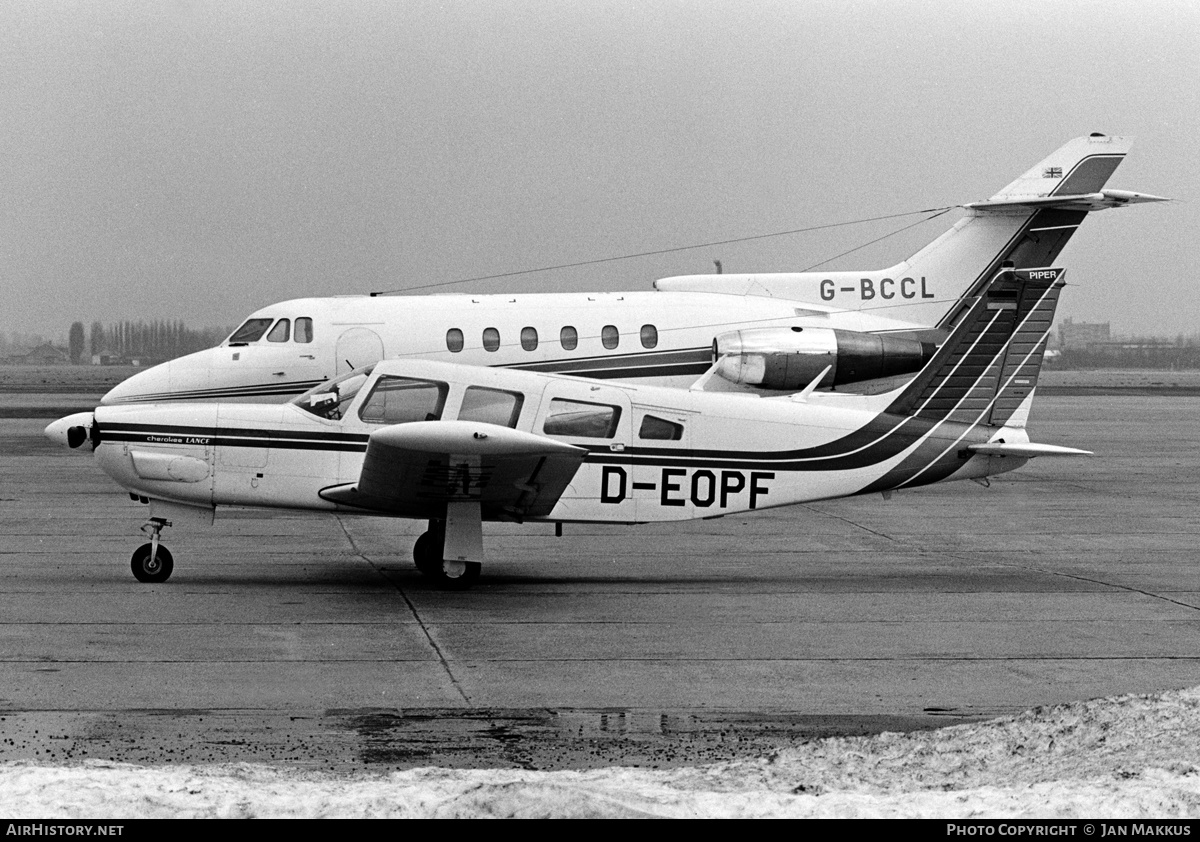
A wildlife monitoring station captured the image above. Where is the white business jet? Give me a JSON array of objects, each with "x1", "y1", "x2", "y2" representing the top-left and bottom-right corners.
[
  {"x1": 51, "y1": 266, "x2": 1088, "y2": 590},
  {"x1": 100, "y1": 134, "x2": 1163, "y2": 405}
]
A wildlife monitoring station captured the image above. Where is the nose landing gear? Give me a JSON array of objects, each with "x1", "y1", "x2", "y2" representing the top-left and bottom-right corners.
[{"x1": 131, "y1": 517, "x2": 174, "y2": 583}]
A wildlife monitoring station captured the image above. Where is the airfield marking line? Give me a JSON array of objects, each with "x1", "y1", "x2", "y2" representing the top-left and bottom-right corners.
[
  {"x1": 332, "y1": 516, "x2": 472, "y2": 705},
  {"x1": 798, "y1": 505, "x2": 898, "y2": 541},
  {"x1": 934, "y1": 549, "x2": 1200, "y2": 614}
]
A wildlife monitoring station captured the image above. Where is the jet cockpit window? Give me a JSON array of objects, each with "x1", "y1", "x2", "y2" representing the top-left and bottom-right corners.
[
  {"x1": 358, "y1": 377, "x2": 449, "y2": 425},
  {"x1": 267, "y1": 319, "x2": 290, "y2": 342},
  {"x1": 295, "y1": 318, "x2": 313, "y2": 343},
  {"x1": 543, "y1": 399, "x2": 621, "y2": 438},
  {"x1": 292, "y1": 365, "x2": 375, "y2": 420},
  {"x1": 638, "y1": 414, "x2": 683, "y2": 441},
  {"x1": 458, "y1": 387, "x2": 524, "y2": 428},
  {"x1": 227, "y1": 318, "x2": 274, "y2": 345}
]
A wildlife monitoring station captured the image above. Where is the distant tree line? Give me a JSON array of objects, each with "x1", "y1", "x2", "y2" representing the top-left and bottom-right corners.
[
  {"x1": 1057, "y1": 336, "x2": 1200, "y2": 370},
  {"x1": 81, "y1": 320, "x2": 231, "y2": 364}
]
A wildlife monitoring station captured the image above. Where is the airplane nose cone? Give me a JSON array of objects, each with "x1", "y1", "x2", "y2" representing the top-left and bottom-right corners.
[
  {"x1": 101, "y1": 363, "x2": 167, "y2": 405},
  {"x1": 45, "y1": 412, "x2": 96, "y2": 451}
]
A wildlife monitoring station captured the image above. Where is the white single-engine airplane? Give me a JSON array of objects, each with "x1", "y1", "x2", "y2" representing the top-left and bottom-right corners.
[
  {"x1": 100, "y1": 134, "x2": 1163, "y2": 405},
  {"x1": 50, "y1": 266, "x2": 1087, "y2": 589}
]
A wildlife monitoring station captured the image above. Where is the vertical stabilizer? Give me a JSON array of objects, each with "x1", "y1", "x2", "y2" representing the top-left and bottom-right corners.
[
  {"x1": 653, "y1": 134, "x2": 1147, "y2": 331},
  {"x1": 888, "y1": 267, "x2": 1065, "y2": 426}
]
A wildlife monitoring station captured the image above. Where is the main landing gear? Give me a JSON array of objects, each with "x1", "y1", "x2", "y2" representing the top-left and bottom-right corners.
[
  {"x1": 412, "y1": 508, "x2": 483, "y2": 590},
  {"x1": 131, "y1": 517, "x2": 174, "y2": 583}
]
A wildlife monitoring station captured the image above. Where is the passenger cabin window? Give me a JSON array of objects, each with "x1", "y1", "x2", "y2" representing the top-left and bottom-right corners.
[
  {"x1": 483, "y1": 327, "x2": 500, "y2": 352},
  {"x1": 458, "y1": 387, "x2": 524, "y2": 428},
  {"x1": 560, "y1": 326, "x2": 578, "y2": 351},
  {"x1": 446, "y1": 328, "x2": 464, "y2": 353},
  {"x1": 640, "y1": 324, "x2": 658, "y2": 349},
  {"x1": 295, "y1": 318, "x2": 314, "y2": 343},
  {"x1": 521, "y1": 326, "x2": 538, "y2": 351},
  {"x1": 543, "y1": 398, "x2": 621, "y2": 438},
  {"x1": 639, "y1": 414, "x2": 683, "y2": 441},
  {"x1": 601, "y1": 325, "x2": 619, "y2": 350},
  {"x1": 358, "y1": 377, "x2": 448, "y2": 425},
  {"x1": 228, "y1": 318, "x2": 273, "y2": 344},
  {"x1": 267, "y1": 319, "x2": 290, "y2": 342}
]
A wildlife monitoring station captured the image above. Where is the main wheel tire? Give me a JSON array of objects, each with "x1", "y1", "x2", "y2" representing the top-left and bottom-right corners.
[
  {"x1": 131, "y1": 543, "x2": 174, "y2": 583},
  {"x1": 412, "y1": 530, "x2": 443, "y2": 576}
]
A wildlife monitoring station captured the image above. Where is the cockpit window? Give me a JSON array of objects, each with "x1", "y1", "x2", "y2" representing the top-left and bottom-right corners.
[
  {"x1": 267, "y1": 319, "x2": 290, "y2": 342},
  {"x1": 292, "y1": 365, "x2": 375, "y2": 420},
  {"x1": 227, "y1": 318, "x2": 274, "y2": 344},
  {"x1": 295, "y1": 318, "x2": 313, "y2": 343}
]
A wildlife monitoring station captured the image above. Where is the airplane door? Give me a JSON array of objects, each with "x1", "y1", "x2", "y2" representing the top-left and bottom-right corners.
[
  {"x1": 534, "y1": 384, "x2": 632, "y2": 522},
  {"x1": 630, "y1": 404, "x2": 696, "y2": 521},
  {"x1": 335, "y1": 328, "x2": 385, "y2": 375}
]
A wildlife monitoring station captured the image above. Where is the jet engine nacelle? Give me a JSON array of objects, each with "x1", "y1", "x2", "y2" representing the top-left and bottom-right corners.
[{"x1": 713, "y1": 327, "x2": 935, "y2": 390}]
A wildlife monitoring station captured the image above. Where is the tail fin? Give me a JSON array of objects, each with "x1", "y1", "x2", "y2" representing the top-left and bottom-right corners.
[
  {"x1": 848, "y1": 265, "x2": 1083, "y2": 497},
  {"x1": 887, "y1": 267, "x2": 1065, "y2": 428},
  {"x1": 654, "y1": 134, "x2": 1163, "y2": 329}
]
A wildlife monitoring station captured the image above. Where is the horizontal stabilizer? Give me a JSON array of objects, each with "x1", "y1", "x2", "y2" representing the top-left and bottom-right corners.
[
  {"x1": 968, "y1": 442, "x2": 1093, "y2": 457},
  {"x1": 965, "y1": 189, "x2": 1169, "y2": 212}
]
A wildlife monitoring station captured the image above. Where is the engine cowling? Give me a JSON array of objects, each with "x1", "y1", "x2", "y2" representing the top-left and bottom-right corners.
[{"x1": 713, "y1": 327, "x2": 936, "y2": 390}]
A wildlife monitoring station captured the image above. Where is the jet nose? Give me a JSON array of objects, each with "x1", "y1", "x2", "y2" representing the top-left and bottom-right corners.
[
  {"x1": 45, "y1": 412, "x2": 96, "y2": 451},
  {"x1": 102, "y1": 362, "x2": 170, "y2": 405}
]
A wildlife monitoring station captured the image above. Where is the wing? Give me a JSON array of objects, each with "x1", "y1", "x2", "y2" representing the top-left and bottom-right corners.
[{"x1": 319, "y1": 420, "x2": 587, "y2": 520}]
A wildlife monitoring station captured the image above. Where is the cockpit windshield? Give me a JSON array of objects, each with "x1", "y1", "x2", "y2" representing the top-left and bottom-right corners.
[
  {"x1": 292, "y1": 365, "x2": 376, "y2": 420},
  {"x1": 227, "y1": 316, "x2": 314, "y2": 346},
  {"x1": 227, "y1": 318, "x2": 274, "y2": 345}
]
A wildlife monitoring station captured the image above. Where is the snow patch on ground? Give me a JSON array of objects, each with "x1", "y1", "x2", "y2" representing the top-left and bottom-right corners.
[{"x1": 5, "y1": 686, "x2": 1200, "y2": 818}]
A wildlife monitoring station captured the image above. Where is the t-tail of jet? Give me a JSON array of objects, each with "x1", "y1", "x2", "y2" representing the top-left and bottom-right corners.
[{"x1": 654, "y1": 134, "x2": 1166, "y2": 329}]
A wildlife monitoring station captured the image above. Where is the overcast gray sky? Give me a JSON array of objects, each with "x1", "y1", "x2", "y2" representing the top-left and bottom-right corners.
[{"x1": 2, "y1": 0, "x2": 1196, "y2": 341}]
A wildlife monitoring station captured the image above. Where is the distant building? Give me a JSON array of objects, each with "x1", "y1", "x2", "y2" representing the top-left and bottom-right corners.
[
  {"x1": 3, "y1": 343, "x2": 70, "y2": 365},
  {"x1": 1058, "y1": 318, "x2": 1111, "y2": 350}
]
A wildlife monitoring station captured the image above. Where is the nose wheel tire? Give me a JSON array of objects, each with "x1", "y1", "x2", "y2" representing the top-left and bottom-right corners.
[{"x1": 131, "y1": 543, "x2": 174, "y2": 583}]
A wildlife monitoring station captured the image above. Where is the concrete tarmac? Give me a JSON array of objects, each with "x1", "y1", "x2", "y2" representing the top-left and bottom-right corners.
[{"x1": 1, "y1": 394, "x2": 1198, "y2": 770}]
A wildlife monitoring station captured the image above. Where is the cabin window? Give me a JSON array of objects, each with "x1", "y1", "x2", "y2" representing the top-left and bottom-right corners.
[
  {"x1": 266, "y1": 319, "x2": 290, "y2": 342},
  {"x1": 446, "y1": 328, "x2": 464, "y2": 353},
  {"x1": 358, "y1": 376, "x2": 449, "y2": 425},
  {"x1": 640, "y1": 324, "x2": 658, "y2": 349},
  {"x1": 543, "y1": 398, "x2": 621, "y2": 438},
  {"x1": 227, "y1": 318, "x2": 274, "y2": 344},
  {"x1": 295, "y1": 318, "x2": 314, "y2": 343},
  {"x1": 521, "y1": 326, "x2": 538, "y2": 351},
  {"x1": 458, "y1": 387, "x2": 524, "y2": 428},
  {"x1": 639, "y1": 414, "x2": 683, "y2": 441},
  {"x1": 483, "y1": 327, "x2": 501, "y2": 352},
  {"x1": 560, "y1": 326, "x2": 578, "y2": 350},
  {"x1": 601, "y1": 325, "x2": 619, "y2": 350}
]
